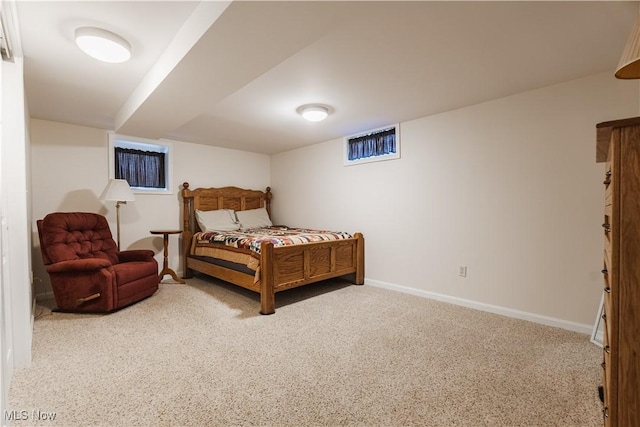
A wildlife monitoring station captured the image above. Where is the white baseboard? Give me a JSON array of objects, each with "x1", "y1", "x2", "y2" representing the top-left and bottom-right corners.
[
  {"x1": 591, "y1": 330, "x2": 604, "y2": 348},
  {"x1": 364, "y1": 278, "x2": 593, "y2": 335}
]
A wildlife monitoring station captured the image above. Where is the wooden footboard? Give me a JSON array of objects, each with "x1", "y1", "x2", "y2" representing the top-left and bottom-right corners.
[{"x1": 259, "y1": 232, "x2": 364, "y2": 314}]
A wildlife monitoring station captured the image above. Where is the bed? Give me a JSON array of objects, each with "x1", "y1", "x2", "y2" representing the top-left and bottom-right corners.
[{"x1": 181, "y1": 183, "x2": 365, "y2": 314}]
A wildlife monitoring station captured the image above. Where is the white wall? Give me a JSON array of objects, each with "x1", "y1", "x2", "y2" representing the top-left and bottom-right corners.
[
  {"x1": 0, "y1": 2, "x2": 32, "y2": 422},
  {"x1": 0, "y1": 56, "x2": 31, "y2": 426},
  {"x1": 271, "y1": 72, "x2": 639, "y2": 330},
  {"x1": 30, "y1": 119, "x2": 270, "y2": 298}
]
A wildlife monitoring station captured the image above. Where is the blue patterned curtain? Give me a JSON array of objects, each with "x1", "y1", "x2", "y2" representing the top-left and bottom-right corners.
[
  {"x1": 348, "y1": 128, "x2": 396, "y2": 161},
  {"x1": 115, "y1": 147, "x2": 166, "y2": 188}
]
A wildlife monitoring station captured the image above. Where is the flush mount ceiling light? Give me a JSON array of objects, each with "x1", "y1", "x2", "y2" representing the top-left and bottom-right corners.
[
  {"x1": 298, "y1": 105, "x2": 330, "y2": 122},
  {"x1": 75, "y1": 27, "x2": 131, "y2": 63}
]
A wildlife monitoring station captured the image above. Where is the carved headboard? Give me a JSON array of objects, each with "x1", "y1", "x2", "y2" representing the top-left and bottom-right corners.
[{"x1": 181, "y1": 182, "x2": 272, "y2": 235}]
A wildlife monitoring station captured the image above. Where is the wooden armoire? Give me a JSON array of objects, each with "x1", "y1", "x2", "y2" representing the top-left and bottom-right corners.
[{"x1": 596, "y1": 117, "x2": 640, "y2": 427}]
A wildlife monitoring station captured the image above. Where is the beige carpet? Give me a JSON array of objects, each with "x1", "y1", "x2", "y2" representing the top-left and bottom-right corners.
[{"x1": 9, "y1": 276, "x2": 602, "y2": 426}]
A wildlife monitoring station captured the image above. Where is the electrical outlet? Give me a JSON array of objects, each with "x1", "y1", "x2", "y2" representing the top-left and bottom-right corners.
[{"x1": 458, "y1": 266, "x2": 467, "y2": 277}]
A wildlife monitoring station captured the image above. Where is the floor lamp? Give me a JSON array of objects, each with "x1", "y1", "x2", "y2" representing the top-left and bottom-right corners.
[{"x1": 100, "y1": 179, "x2": 135, "y2": 249}]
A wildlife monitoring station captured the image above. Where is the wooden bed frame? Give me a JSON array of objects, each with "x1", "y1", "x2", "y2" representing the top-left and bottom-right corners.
[{"x1": 181, "y1": 183, "x2": 365, "y2": 314}]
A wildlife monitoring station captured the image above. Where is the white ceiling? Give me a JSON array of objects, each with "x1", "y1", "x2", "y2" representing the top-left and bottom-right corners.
[{"x1": 15, "y1": 1, "x2": 639, "y2": 155}]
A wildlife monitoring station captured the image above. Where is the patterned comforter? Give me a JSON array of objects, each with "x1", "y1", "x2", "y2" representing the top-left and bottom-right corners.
[
  {"x1": 195, "y1": 226, "x2": 353, "y2": 255},
  {"x1": 191, "y1": 227, "x2": 353, "y2": 283}
]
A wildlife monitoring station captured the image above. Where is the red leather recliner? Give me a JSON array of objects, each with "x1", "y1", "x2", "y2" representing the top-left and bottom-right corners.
[{"x1": 37, "y1": 212, "x2": 159, "y2": 312}]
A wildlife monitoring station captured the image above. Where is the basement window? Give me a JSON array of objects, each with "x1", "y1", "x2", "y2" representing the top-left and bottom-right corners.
[
  {"x1": 108, "y1": 133, "x2": 173, "y2": 194},
  {"x1": 344, "y1": 124, "x2": 400, "y2": 166}
]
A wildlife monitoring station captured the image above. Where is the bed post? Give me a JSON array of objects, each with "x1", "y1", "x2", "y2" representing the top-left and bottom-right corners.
[
  {"x1": 355, "y1": 232, "x2": 365, "y2": 285},
  {"x1": 265, "y1": 187, "x2": 272, "y2": 218},
  {"x1": 181, "y1": 182, "x2": 194, "y2": 279},
  {"x1": 260, "y1": 240, "x2": 275, "y2": 315}
]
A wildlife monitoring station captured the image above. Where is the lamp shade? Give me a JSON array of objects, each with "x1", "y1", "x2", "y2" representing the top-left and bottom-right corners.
[
  {"x1": 616, "y1": 13, "x2": 640, "y2": 79},
  {"x1": 100, "y1": 179, "x2": 135, "y2": 202},
  {"x1": 75, "y1": 27, "x2": 131, "y2": 64}
]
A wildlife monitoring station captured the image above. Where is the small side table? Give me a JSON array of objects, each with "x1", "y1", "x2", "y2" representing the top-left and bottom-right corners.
[{"x1": 150, "y1": 230, "x2": 185, "y2": 284}]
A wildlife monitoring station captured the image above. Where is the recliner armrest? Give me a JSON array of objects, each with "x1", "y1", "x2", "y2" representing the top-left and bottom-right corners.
[
  {"x1": 46, "y1": 258, "x2": 112, "y2": 273},
  {"x1": 118, "y1": 249, "x2": 155, "y2": 263}
]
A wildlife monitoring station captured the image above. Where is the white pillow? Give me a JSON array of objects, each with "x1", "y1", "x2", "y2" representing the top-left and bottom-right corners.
[
  {"x1": 236, "y1": 207, "x2": 272, "y2": 229},
  {"x1": 195, "y1": 209, "x2": 239, "y2": 231}
]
